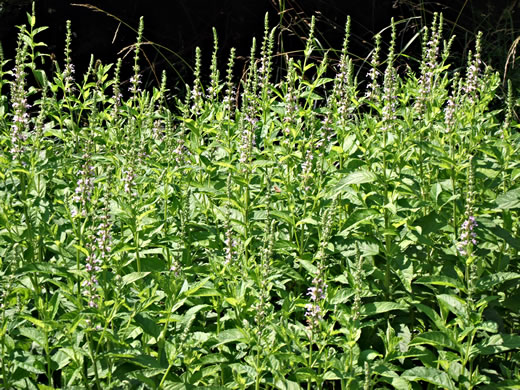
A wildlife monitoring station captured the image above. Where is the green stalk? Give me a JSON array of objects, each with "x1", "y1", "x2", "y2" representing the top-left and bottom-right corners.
[
  {"x1": 86, "y1": 331, "x2": 101, "y2": 390},
  {"x1": 159, "y1": 363, "x2": 174, "y2": 388}
]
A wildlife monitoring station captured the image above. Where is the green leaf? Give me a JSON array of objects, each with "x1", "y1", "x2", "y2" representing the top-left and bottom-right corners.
[
  {"x1": 474, "y1": 334, "x2": 520, "y2": 355},
  {"x1": 410, "y1": 331, "x2": 460, "y2": 352},
  {"x1": 437, "y1": 294, "x2": 466, "y2": 319},
  {"x1": 14, "y1": 356, "x2": 45, "y2": 375},
  {"x1": 212, "y1": 328, "x2": 246, "y2": 348},
  {"x1": 21, "y1": 316, "x2": 52, "y2": 332},
  {"x1": 122, "y1": 272, "x2": 150, "y2": 286},
  {"x1": 414, "y1": 303, "x2": 446, "y2": 330},
  {"x1": 330, "y1": 170, "x2": 377, "y2": 195},
  {"x1": 401, "y1": 367, "x2": 456, "y2": 390},
  {"x1": 51, "y1": 349, "x2": 72, "y2": 370},
  {"x1": 360, "y1": 301, "x2": 408, "y2": 317},
  {"x1": 271, "y1": 210, "x2": 295, "y2": 227},
  {"x1": 476, "y1": 272, "x2": 520, "y2": 291},
  {"x1": 295, "y1": 217, "x2": 319, "y2": 227},
  {"x1": 134, "y1": 313, "x2": 161, "y2": 339},
  {"x1": 19, "y1": 327, "x2": 46, "y2": 348},
  {"x1": 415, "y1": 275, "x2": 464, "y2": 290},
  {"x1": 413, "y1": 212, "x2": 445, "y2": 235},
  {"x1": 337, "y1": 209, "x2": 379, "y2": 235},
  {"x1": 298, "y1": 258, "x2": 317, "y2": 275},
  {"x1": 496, "y1": 188, "x2": 520, "y2": 209}
]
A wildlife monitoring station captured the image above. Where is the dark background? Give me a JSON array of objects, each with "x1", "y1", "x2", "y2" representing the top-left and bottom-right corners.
[{"x1": 1, "y1": 0, "x2": 519, "y2": 93}]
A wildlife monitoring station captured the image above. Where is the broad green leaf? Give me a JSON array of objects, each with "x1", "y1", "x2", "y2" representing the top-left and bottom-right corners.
[
  {"x1": 270, "y1": 378, "x2": 303, "y2": 390},
  {"x1": 410, "y1": 331, "x2": 460, "y2": 352},
  {"x1": 198, "y1": 353, "x2": 229, "y2": 366},
  {"x1": 360, "y1": 301, "x2": 408, "y2": 317},
  {"x1": 122, "y1": 272, "x2": 150, "y2": 286},
  {"x1": 212, "y1": 328, "x2": 246, "y2": 348},
  {"x1": 298, "y1": 258, "x2": 317, "y2": 275},
  {"x1": 414, "y1": 303, "x2": 446, "y2": 330},
  {"x1": 413, "y1": 211, "x2": 445, "y2": 235},
  {"x1": 337, "y1": 209, "x2": 379, "y2": 235},
  {"x1": 51, "y1": 349, "x2": 72, "y2": 370},
  {"x1": 402, "y1": 367, "x2": 456, "y2": 390},
  {"x1": 437, "y1": 294, "x2": 466, "y2": 319},
  {"x1": 330, "y1": 288, "x2": 354, "y2": 304},
  {"x1": 19, "y1": 327, "x2": 46, "y2": 348},
  {"x1": 180, "y1": 304, "x2": 210, "y2": 327},
  {"x1": 473, "y1": 334, "x2": 520, "y2": 355},
  {"x1": 476, "y1": 272, "x2": 520, "y2": 291},
  {"x1": 271, "y1": 210, "x2": 295, "y2": 227},
  {"x1": 14, "y1": 356, "x2": 45, "y2": 375},
  {"x1": 496, "y1": 188, "x2": 520, "y2": 209},
  {"x1": 184, "y1": 277, "x2": 211, "y2": 297},
  {"x1": 134, "y1": 313, "x2": 161, "y2": 339},
  {"x1": 331, "y1": 170, "x2": 377, "y2": 195}
]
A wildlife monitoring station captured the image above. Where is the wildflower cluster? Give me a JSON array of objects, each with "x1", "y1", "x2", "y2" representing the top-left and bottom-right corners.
[
  {"x1": 305, "y1": 263, "x2": 327, "y2": 329},
  {"x1": 62, "y1": 20, "x2": 75, "y2": 93},
  {"x1": 224, "y1": 175, "x2": 238, "y2": 266},
  {"x1": 464, "y1": 32, "x2": 482, "y2": 104},
  {"x1": 282, "y1": 58, "x2": 299, "y2": 140},
  {"x1": 190, "y1": 47, "x2": 204, "y2": 115},
  {"x1": 129, "y1": 17, "x2": 144, "y2": 100},
  {"x1": 170, "y1": 259, "x2": 182, "y2": 276},
  {"x1": 111, "y1": 59, "x2": 123, "y2": 118},
  {"x1": 331, "y1": 17, "x2": 354, "y2": 121},
  {"x1": 365, "y1": 33, "x2": 381, "y2": 100},
  {"x1": 122, "y1": 166, "x2": 137, "y2": 195},
  {"x1": 9, "y1": 35, "x2": 30, "y2": 158},
  {"x1": 207, "y1": 29, "x2": 220, "y2": 102},
  {"x1": 223, "y1": 48, "x2": 237, "y2": 116},
  {"x1": 258, "y1": 13, "x2": 275, "y2": 98},
  {"x1": 381, "y1": 21, "x2": 397, "y2": 133},
  {"x1": 415, "y1": 13, "x2": 443, "y2": 113},
  {"x1": 83, "y1": 203, "x2": 112, "y2": 308},
  {"x1": 305, "y1": 202, "x2": 335, "y2": 330},
  {"x1": 239, "y1": 43, "x2": 258, "y2": 167},
  {"x1": 457, "y1": 157, "x2": 477, "y2": 258}
]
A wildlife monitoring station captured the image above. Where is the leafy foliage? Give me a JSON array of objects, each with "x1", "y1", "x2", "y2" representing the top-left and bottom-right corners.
[{"x1": 0, "y1": 8, "x2": 519, "y2": 390}]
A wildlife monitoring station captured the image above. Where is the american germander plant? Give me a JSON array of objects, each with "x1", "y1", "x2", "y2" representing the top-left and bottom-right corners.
[{"x1": 0, "y1": 6, "x2": 519, "y2": 390}]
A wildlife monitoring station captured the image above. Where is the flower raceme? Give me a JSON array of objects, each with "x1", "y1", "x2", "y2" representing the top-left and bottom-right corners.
[{"x1": 457, "y1": 215, "x2": 478, "y2": 257}]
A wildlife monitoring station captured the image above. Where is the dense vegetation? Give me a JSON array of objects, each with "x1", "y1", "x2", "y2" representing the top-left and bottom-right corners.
[{"x1": 0, "y1": 8, "x2": 519, "y2": 389}]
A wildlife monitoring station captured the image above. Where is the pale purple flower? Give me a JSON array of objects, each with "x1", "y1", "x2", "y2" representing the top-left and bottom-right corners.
[{"x1": 457, "y1": 215, "x2": 478, "y2": 256}]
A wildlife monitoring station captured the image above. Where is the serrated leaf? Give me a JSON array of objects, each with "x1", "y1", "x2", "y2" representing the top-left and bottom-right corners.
[{"x1": 401, "y1": 367, "x2": 456, "y2": 390}]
